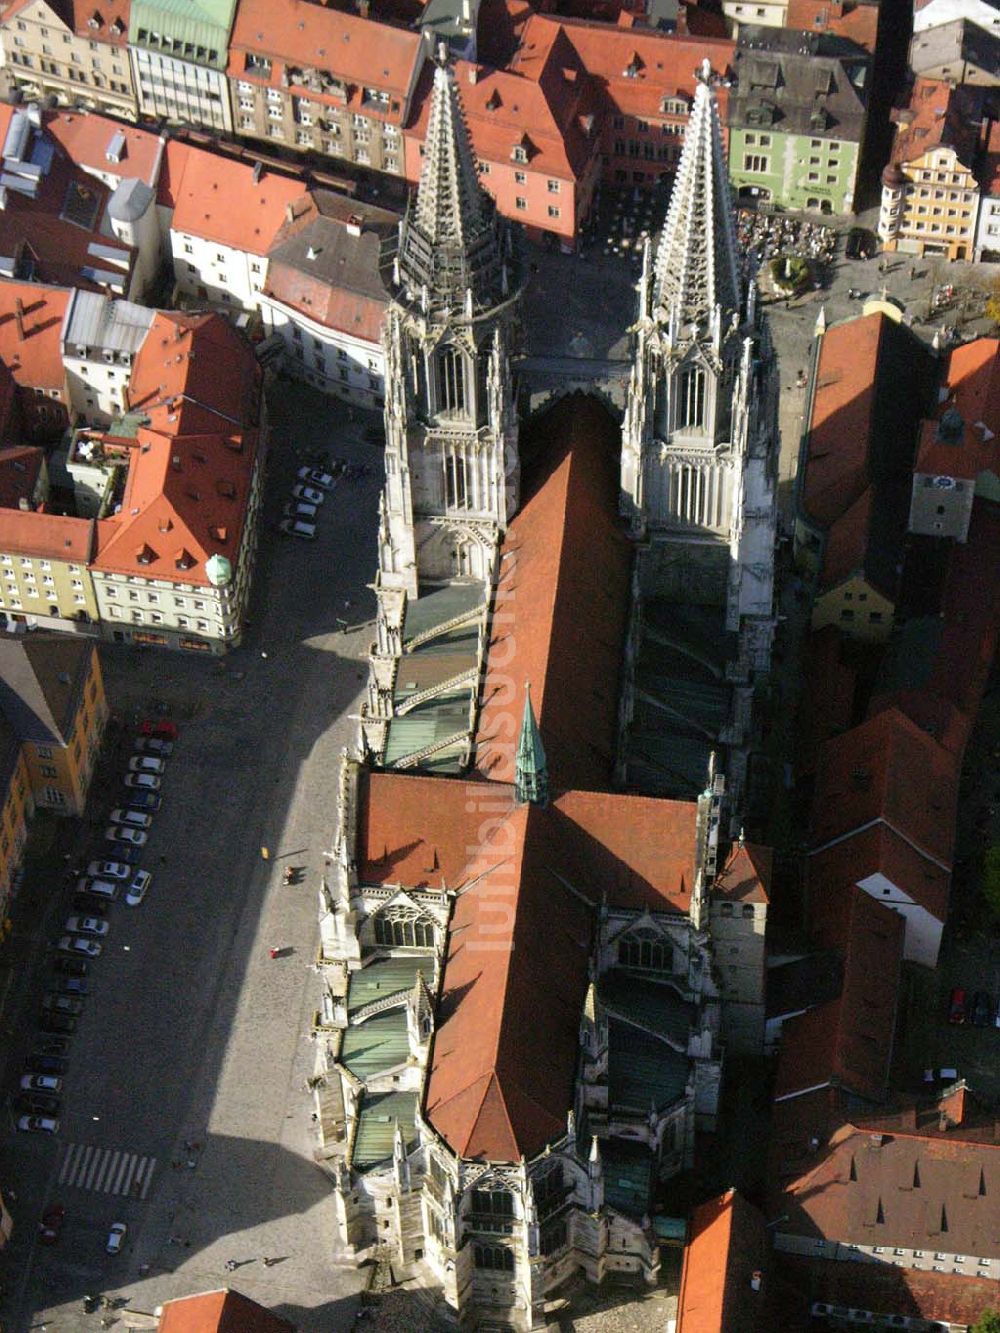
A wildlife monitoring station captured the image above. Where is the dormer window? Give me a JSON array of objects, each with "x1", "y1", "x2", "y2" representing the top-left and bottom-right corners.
[
  {"x1": 511, "y1": 143, "x2": 528, "y2": 164},
  {"x1": 245, "y1": 53, "x2": 271, "y2": 77},
  {"x1": 174, "y1": 549, "x2": 194, "y2": 572}
]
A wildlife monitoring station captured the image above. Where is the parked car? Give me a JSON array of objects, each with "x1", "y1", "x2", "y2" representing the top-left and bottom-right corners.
[
  {"x1": 970, "y1": 991, "x2": 995, "y2": 1027},
  {"x1": 133, "y1": 737, "x2": 173, "y2": 758},
  {"x1": 123, "y1": 771, "x2": 161, "y2": 792},
  {"x1": 138, "y1": 719, "x2": 178, "y2": 741},
  {"x1": 291, "y1": 483, "x2": 324, "y2": 506},
  {"x1": 39, "y1": 1011, "x2": 77, "y2": 1034},
  {"x1": 296, "y1": 465, "x2": 335, "y2": 490},
  {"x1": 128, "y1": 755, "x2": 165, "y2": 776},
  {"x1": 109, "y1": 807, "x2": 153, "y2": 830},
  {"x1": 72, "y1": 893, "x2": 109, "y2": 916},
  {"x1": 86, "y1": 860, "x2": 130, "y2": 881},
  {"x1": 25, "y1": 1053, "x2": 68, "y2": 1076},
  {"x1": 76, "y1": 877, "x2": 120, "y2": 900},
  {"x1": 52, "y1": 976, "x2": 89, "y2": 997},
  {"x1": 42, "y1": 994, "x2": 84, "y2": 1017},
  {"x1": 38, "y1": 1204, "x2": 65, "y2": 1244},
  {"x1": 20, "y1": 1073, "x2": 63, "y2": 1094},
  {"x1": 125, "y1": 869, "x2": 152, "y2": 908},
  {"x1": 52, "y1": 956, "x2": 88, "y2": 978},
  {"x1": 34, "y1": 1035, "x2": 70, "y2": 1055},
  {"x1": 105, "y1": 825, "x2": 147, "y2": 847},
  {"x1": 15, "y1": 1091, "x2": 61, "y2": 1115},
  {"x1": 106, "y1": 1221, "x2": 127, "y2": 1254},
  {"x1": 64, "y1": 915, "x2": 109, "y2": 938},
  {"x1": 279, "y1": 518, "x2": 317, "y2": 541},
  {"x1": 17, "y1": 1115, "x2": 59, "y2": 1134},
  {"x1": 126, "y1": 790, "x2": 161, "y2": 813},
  {"x1": 948, "y1": 986, "x2": 967, "y2": 1024},
  {"x1": 56, "y1": 935, "x2": 101, "y2": 958},
  {"x1": 284, "y1": 501, "x2": 318, "y2": 520}
]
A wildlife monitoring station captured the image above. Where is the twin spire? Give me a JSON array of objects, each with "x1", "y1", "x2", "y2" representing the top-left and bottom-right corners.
[
  {"x1": 652, "y1": 59, "x2": 741, "y2": 330},
  {"x1": 396, "y1": 45, "x2": 505, "y2": 317}
]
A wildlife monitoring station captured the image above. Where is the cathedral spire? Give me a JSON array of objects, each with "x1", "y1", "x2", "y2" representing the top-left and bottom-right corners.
[
  {"x1": 397, "y1": 44, "x2": 504, "y2": 316},
  {"x1": 515, "y1": 684, "x2": 548, "y2": 807},
  {"x1": 653, "y1": 58, "x2": 741, "y2": 329}
]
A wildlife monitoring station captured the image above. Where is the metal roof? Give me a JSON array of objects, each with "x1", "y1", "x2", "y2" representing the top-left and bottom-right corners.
[
  {"x1": 129, "y1": 0, "x2": 239, "y2": 68},
  {"x1": 402, "y1": 580, "x2": 486, "y2": 644},
  {"x1": 340, "y1": 1009, "x2": 410, "y2": 1080},
  {"x1": 600, "y1": 969, "x2": 693, "y2": 1047},
  {"x1": 352, "y1": 1090, "x2": 418, "y2": 1171},
  {"x1": 603, "y1": 1139, "x2": 655, "y2": 1219},
  {"x1": 347, "y1": 956, "x2": 426, "y2": 1015},
  {"x1": 608, "y1": 1018, "x2": 689, "y2": 1116},
  {"x1": 61, "y1": 290, "x2": 154, "y2": 357}
]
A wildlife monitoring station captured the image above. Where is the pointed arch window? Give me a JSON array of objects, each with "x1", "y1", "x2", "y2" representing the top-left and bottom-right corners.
[
  {"x1": 618, "y1": 926, "x2": 670, "y2": 971},
  {"x1": 373, "y1": 905, "x2": 436, "y2": 948},
  {"x1": 436, "y1": 343, "x2": 467, "y2": 416},
  {"x1": 679, "y1": 364, "x2": 706, "y2": 429}
]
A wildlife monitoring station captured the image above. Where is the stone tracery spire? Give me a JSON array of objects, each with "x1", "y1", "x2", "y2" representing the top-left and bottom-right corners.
[
  {"x1": 397, "y1": 43, "x2": 504, "y2": 316},
  {"x1": 653, "y1": 59, "x2": 741, "y2": 329}
]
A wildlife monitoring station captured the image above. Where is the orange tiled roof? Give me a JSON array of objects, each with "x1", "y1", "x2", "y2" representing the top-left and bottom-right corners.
[
  {"x1": 0, "y1": 508, "x2": 93, "y2": 561},
  {"x1": 157, "y1": 1288, "x2": 295, "y2": 1333},
  {"x1": 809, "y1": 823, "x2": 952, "y2": 933},
  {"x1": 473, "y1": 393, "x2": 630, "y2": 792},
  {"x1": 44, "y1": 109, "x2": 161, "y2": 185},
  {"x1": 796, "y1": 626, "x2": 856, "y2": 777},
  {"x1": 0, "y1": 282, "x2": 71, "y2": 391},
  {"x1": 810, "y1": 707, "x2": 958, "y2": 867},
  {"x1": 713, "y1": 841, "x2": 771, "y2": 904},
  {"x1": 774, "y1": 888, "x2": 903, "y2": 1104},
  {"x1": 780, "y1": 1256, "x2": 1000, "y2": 1329},
  {"x1": 889, "y1": 77, "x2": 980, "y2": 170},
  {"x1": 169, "y1": 150, "x2": 305, "y2": 255},
  {"x1": 783, "y1": 0, "x2": 880, "y2": 53},
  {"x1": 915, "y1": 338, "x2": 1000, "y2": 480},
  {"x1": 676, "y1": 1189, "x2": 770, "y2": 1333},
  {"x1": 227, "y1": 0, "x2": 423, "y2": 118},
  {"x1": 0, "y1": 444, "x2": 43, "y2": 508}
]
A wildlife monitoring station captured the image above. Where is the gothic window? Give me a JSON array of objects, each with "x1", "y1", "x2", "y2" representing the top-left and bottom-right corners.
[
  {"x1": 436, "y1": 344, "x2": 467, "y2": 415},
  {"x1": 534, "y1": 1165, "x2": 564, "y2": 1219},
  {"x1": 373, "y1": 906, "x2": 435, "y2": 948},
  {"x1": 618, "y1": 928, "x2": 669, "y2": 972},
  {"x1": 679, "y1": 364, "x2": 706, "y2": 429},
  {"x1": 474, "y1": 1243, "x2": 514, "y2": 1271},
  {"x1": 539, "y1": 1218, "x2": 568, "y2": 1256},
  {"x1": 445, "y1": 450, "x2": 468, "y2": 509},
  {"x1": 471, "y1": 1187, "x2": 515, "y2": 1233}
]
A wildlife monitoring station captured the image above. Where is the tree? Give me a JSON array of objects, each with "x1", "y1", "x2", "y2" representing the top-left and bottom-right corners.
[
  {"x1": 982, "y1": 845, "x2": 1000, "y2": 920},
  {"x1": 985, "y1": 274, "x2": 1000, "y2": 326},
  {"x1": 971, "y1": 1310, "x2": 1000, "y2": 1333}
]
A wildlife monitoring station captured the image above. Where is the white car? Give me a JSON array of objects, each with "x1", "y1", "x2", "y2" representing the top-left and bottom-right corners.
[
  {"x1": 125, "y1": 870, "x2": 152, "y2": 907},
  {"x1": 124, "y1": 772, "x2": 161, "y2": 791},
  {"x1": 109, "y1": 807, "x2": 152, "y2": 830},
  {"x1": 57, "y1": 935, "x2": 102, "y2": 958},
  {"x1": 87, "y1": 860, "x2": 130, "y2": 881},
  {"x1": 128, "y1": 755, "x2": 165, "y2": 775},
  {"x1": 134, "y1": 737, "x2": 173, "y2": 757},
  {"x1": 105, "y1": 825, "x2": 147, "y2": 847},
  {"x1": 279, "y1": 519, "x2": 316, "y2": 541},
  {"x1": 18, "y1": 1115, "x2": 59, "y2": 1134},
  {"x1": 76, "y1": 877, "x2": 120, "y2": 900},
  {"x1": 106, "y1": 1221, "x2": 127, "y2": 1254},
  {"x1": 296, "y1": 466, "x2": 335, "y2": 490},
  {"x1": 20, "y1": 1073, "x2": 63, "y2": 1094},
  {"x1": 291, "y1": 484, "x2": 324, "y2": 506},
  {"x1": 64, "y1": 915, "x2": 109, "y2": 938},
  {"x1": 284, "y1": 500, "x2": 318, "y2": 520}
]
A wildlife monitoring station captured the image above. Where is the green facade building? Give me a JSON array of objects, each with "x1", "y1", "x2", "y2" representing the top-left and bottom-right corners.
[{"x1": 128, "y1": 0, "x2": 238, "y2": 131}]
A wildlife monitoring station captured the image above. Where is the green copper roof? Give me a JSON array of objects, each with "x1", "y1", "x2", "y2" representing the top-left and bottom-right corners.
[
  {"x1": 515, "y1": 686, "x2": 548, "y2": 806},
  {"x1": 348, "y1": 957, "x2": 425, "y2": 1016},
  {"x1": 599, "y1": 970, "x2": 693, "y2": 1047},
  {"x1": 608, "y1": 1019, "x2": 688, "y2": 1115},
  {"x1": 129, "y1": 0, "x2": 238, "y2": 69},
  {"x1": 353, "y1": 1091, "x2": 418, "y2": 1172},
  {"x1": 402, "y1": 581, "x2": 485, "y2": 645},
  {"x1": 603, "y1": 1140, "x2": 654, "y2": 1219},
  {"x1": 340, "y1": 1010, "x2": 410, "y2": 1080}
]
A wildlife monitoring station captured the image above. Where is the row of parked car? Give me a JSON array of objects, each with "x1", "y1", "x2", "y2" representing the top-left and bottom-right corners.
[
  {"x1": 947, "y1": 987, "x2": 1000, "y2": 1027},
  {"x1": 279, "y1": 457, "x2": 339, "y2": 541},
  {"x1": 16, "y1": 719, "x2": 177, "y2": 1136}
]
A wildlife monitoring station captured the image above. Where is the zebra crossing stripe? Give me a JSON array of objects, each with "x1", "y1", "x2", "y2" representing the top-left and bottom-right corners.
[{"x1": 57, "y1": 1143, "x2": 156, "y2": 1198}]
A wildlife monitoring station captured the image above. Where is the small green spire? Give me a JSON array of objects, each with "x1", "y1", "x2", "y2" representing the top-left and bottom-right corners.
[{"x1": 515, "y1": 683, "x2": 548, "y2": 807}]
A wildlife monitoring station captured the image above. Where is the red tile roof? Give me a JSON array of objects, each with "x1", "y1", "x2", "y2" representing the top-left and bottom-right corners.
[
  {"x1": 0, "y1": 282, "x2": 71, "y2": 392},
  {"x1": 0, "y1": 508, "x2": 93, "y2": 562},
  {"x1": 157, "y1": 1288, "x2": 295, "y2": 1333},
  {"x1": 889, "y1": 78, "x2": 980, "y2": 170},
  {"x1": 169, "y1": 150, "x2": 305, "y2": 255},
  {"x1": 810, "y1": 707, "x2": 958, "y2": 868},
  {"x1": 0, "y1": 444, "x2": 43, "y2": 509},
  {"x1": 473, "y1": 392, "x2": 630, "y2": 792},
  {"x1": 915, "y1": 337, "x2": 1000, "y2": 481},
  {"x1": 677, "y1": 1189, "x2": 770, "y2": 1333},
  {"x1": 713, "y1": 841, "x2": 771, "y2": 904},
  {"x1": 809, "y1": 823, "x2": 952, "y2": 933},
  {"x1": 44, "y1": 109, "x2": 161, "y2": 185},
  {"x1": 774, "y1": 888, "x2": 902, "y2": 1105},
  {"x1": 796, "y1": 626, "x2": 857, "y2": 777},
  {"x1": 783, "y1": 0, "x2": 880, "y2": 52}
]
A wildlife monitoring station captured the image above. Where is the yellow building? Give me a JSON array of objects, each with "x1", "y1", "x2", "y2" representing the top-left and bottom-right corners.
[
  {"x1": 878, "y1": 79, "x2": 981, "y2": 262},
  {"x1": 0, "y1": 513, "x2": 99, "y2": 632},
  {"x1": 0, "y1": 633, "x2": 108, "y2": 815},
  {"x1": 0, "y1": 715, "x2": 31, "y2": 923}
]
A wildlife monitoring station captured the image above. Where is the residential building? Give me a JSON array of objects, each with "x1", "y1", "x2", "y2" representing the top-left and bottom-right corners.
[
  {"x1": 0, "y1": 0, "x2": 137, "y2": 121},
  {"x1": 781, "y1": 0, "x2": 880, "y2": 55},
  {"x1": 0, "y1": 513, "x2": 98, "y2": 629},
  {"x1": 709, "y1": 840, "x2": 769, "y2": 1053},
  {"x1": 258, "y1": 191, "x2": 397, "y2": 408},
  {"x1": 796, "y1": 310, "x2": 937, "y2": 642},
  {"x1": 620, "y1": 58, "x2": 777, "y2": 821},
  {"x1": 909, "y1": 16, "x2": 1000, "y2": 84},
  {"x1": 156, "y1": 1289, "x2": 295, "y2": 1332},
  {"x1": 908, "y1": 338, "x2": 1000, "y2": 542},
  {"x1": 0, "y1": 715, "x2": 31, "y2": 917},
  {"x1": 727, "y1": 27, "x2": 870, "y2": 215},
  {"x1": 61, "y1": 288, "x2": 155, "y2": 424},
  {"x1": 227, "y1": 0, "x2": 423, "y2": 175},
  {"x1": 0, "y1": 631, "x2": 107, "y2": 814},
  {"x1": 975, "y1": 118, "x2": 1000, "y2": 259},
  {"x1": 166, "y1": 143, "x2": 304, "y2": 312},
  {"x1": 128, "y1": 0, "x2": 235, "y2": 131},
  {"x1": 676, "y1": 1190, "x2": 773, "y2": 1332},
  {"x1": 90, "y1": 310, "x2": 265, "y2": 653},
  {"x1": 0, "y1": 280, "x2": 73, "y2": 441},
  {"x1": 807, "y1": 708, "x2": 958, "y2": 968},
  {"x1": 878, "y1": 78, "x2": 984, "y2": 261},
  {"x1": 721, "y1": 0, "x2": 788, "y2": 32},
  {"x1": 914, "y1": 0, "x2": 1000, "y2": 33}
]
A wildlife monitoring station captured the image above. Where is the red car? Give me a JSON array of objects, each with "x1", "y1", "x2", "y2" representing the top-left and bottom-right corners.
[
  {"x1": 947, "y1": 987, "x2": 967, "y2": 1024},
  {"x1": 138, "y1": 719, "x2": 178, "y2": 741},
  {"x1": 38, "y1": 1203, "x2": 65, "y2": 1244}
]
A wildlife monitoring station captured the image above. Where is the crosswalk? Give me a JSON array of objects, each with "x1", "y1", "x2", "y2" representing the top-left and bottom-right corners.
[{"x1": 57, "y1": 1142, "x2": 156, "y2": 1199}]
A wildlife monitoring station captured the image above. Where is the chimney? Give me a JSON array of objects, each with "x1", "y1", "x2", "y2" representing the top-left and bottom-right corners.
[
  {"x1": 14, "y1": 297, "x2": 24, "y2": 343},
  {"x1": 286, "y1": 202, "x2": 295, "y2": 224},
  {"x1": 468, "y1": 64, "x2": 478, "y2": 84}
]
